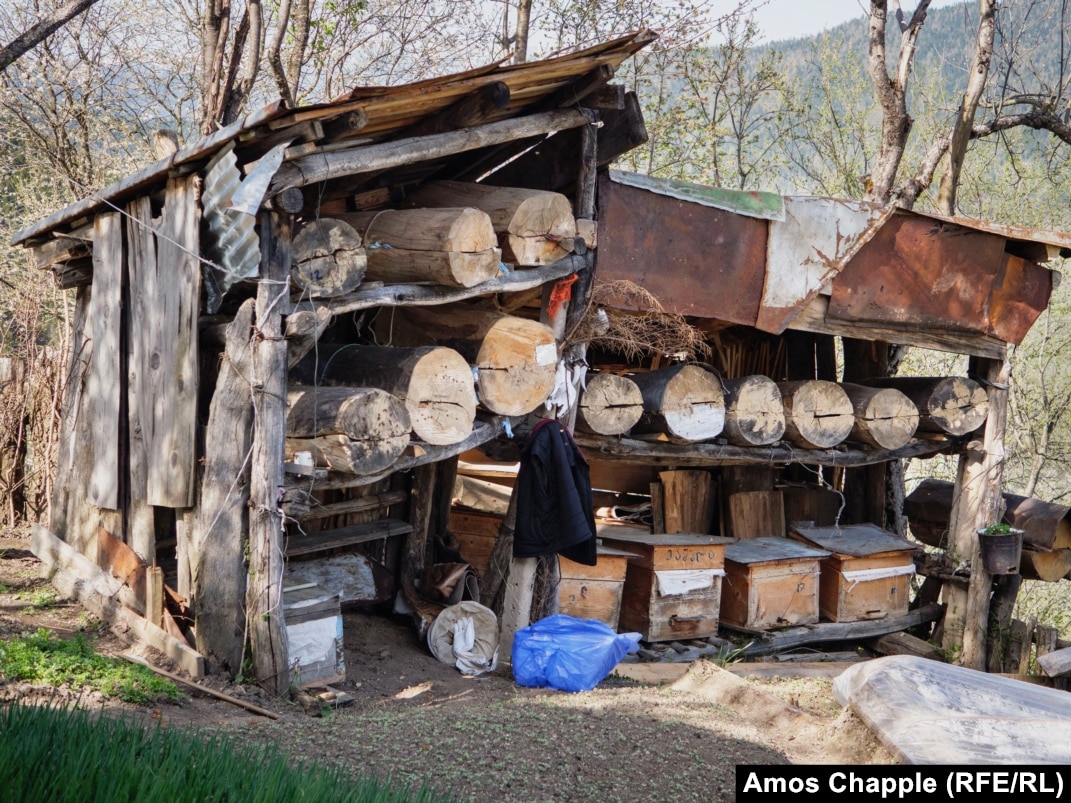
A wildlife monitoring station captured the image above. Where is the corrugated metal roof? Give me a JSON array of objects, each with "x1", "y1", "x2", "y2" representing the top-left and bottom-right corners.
[{"x1": 12, "y1": 30, "x2": 656, "y2": 247}]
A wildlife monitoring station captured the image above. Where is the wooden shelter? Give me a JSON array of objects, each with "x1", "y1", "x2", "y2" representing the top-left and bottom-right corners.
[{"x1": 11, "y1": 28, "x2": 1070, "y2": 688}]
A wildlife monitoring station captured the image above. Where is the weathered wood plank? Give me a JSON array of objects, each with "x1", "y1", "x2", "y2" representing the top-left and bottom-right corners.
[
  {"x1": 790, "y1": 294, "x2": 1007, "y2": 360},
  {"x1": 125, "y1": 197, "x2": 157, "y2": 560},
  {"x1": 286, "y1": 518, "x2": 414, "y2": 557},
  {"x1": 86, "y1": 212, "x2": 122, "y2": 511},
  {"x1": 247, "y1": 212, "x2": 291, "y2": 695},
  {"x1": 291, "y1": 254, "x2": 583, "y2": 316},
  {"x1": 31, "y1": 524, "x2": 204, "y2": 677},
  {"x1": 192, "y1": 299, "x2": 255, "y2": 675},
  {"x1": 573, "y1": 432, "x2": 956, "y2": 468},
  {"x1": 731, "y1": 602, "x2": 946, "y2": 658},
  {"x1": 148, "y1": 176, "x2": 201, "y2": 508}
]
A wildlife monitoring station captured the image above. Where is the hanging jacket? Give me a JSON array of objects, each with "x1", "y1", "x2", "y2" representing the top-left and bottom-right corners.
[{"x1": 513, "y1": 418, "x2": 597, "y2": 565}]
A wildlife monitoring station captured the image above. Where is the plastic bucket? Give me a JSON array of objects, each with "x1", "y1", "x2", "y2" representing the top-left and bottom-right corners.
[{"x1": 978, "y1": 528, "x2": 1023, "y2": 575}]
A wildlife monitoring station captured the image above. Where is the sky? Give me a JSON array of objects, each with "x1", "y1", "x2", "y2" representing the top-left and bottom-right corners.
[{"x1": 739, "y1": 0, "x2": 966, "y2": 44}]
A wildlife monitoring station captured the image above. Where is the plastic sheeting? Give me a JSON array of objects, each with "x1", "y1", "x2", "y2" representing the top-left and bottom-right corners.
[{"x1": 833, "y1": 654, "x2": 1071, "y2": 764}]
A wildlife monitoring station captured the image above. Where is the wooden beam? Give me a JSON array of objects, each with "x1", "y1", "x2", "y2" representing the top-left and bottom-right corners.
[
  {"x1": 941, "y1": 357, "x2": 1011, "y2": 671},
  {"x1": 405, "y1": 81, "x2": 510, "y2": 138},
  {"x1": 31, "y1": 525, "x2": 204, "y2": 677},
  {"x1": 268, "y1": 108, "x2": 592, "y2": 199},
  {"x1": 290, "y1": 254, "x2": 584, "y2": 317},
  {"x1": 572, "y1": 432, "x2": 958, "y2": 469},
  {"x1": 247, "y1": 212, "x2": 291, "y2": 695},
  {"x1": 192, "y1": 299, "x2": 256, "y2": 675},
  {"x1": 731, "y1": 602, "x2": 945, "y2": 658}
]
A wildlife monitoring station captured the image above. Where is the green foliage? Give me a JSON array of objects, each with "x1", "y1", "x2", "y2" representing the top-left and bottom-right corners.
[
  {"x1": 0, "y1": 629, "x2": 181, "y2": 705},
  {"x1": 0, "y1": 701, "x2": 451, "y2": 803},
  {"x1": 980, "y1": 523, "x2": 1017, "y2": 536},
  {"x1": 18, "y1": 587, "x2": 58, "y2": 610}
]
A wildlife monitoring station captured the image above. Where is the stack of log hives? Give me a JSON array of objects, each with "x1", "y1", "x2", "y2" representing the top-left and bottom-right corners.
[
  {"x1": 285, "y1": 181, "x2": 579, "y2": 476},
  {"x1": 576, "y1": 370, "x2": 990, "y2": 450}
]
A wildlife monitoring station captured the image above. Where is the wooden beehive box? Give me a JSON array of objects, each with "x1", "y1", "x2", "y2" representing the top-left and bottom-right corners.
[
  {"x1": 721, "y1": 536, "x2": 829, "y2": 630},
  {"x1": 448, "y1": 509, "x2": 502, "y2": 578},
  {"x1": 599, "y1": 532, "x2": 733, "y2": 642},
  {"x1": 788, "y1": 522, "x2": 918, "y2": 622},
  {"x1": 558, "y1": 544, "x2": 636, "y2": 630},
  {"x1": 283, "y1": 584, "x2": 345, "y2": 688}
]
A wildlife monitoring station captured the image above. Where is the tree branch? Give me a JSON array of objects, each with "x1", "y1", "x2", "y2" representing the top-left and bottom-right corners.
[
  {"x1": 0, "y1": 0, "x2": 102, "y2": 72},
  {"x1": 937, "y1": 0, "x2": 997, "y2": 215},
  {"x1": 972, "y1": 109, "x2": 1071, "y2": 143}
]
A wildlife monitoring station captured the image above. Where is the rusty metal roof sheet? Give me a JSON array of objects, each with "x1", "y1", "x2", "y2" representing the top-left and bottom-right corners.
[
  {"x1": 12, "y1": 30, "x2": 656, "y2": 247},
  {"x1": 596, "y1": 172, "x2": 769, "y2": 326},
  {"x1": 827, "y1": 214, "x2": 1054, "y2": 346},
  {"x1": 594, "y1": 174, "x2": 1065, "y2": 348}
]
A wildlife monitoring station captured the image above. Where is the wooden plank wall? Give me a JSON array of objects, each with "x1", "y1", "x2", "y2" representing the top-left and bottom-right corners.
[
  {"x1": 86, "y1": 212, "x2": 122, "y2": 511},
  {"x1": 125, "y1": 197, "x2": 158, "y2": 561},
  {"x1": 147, "y1": 176, "x2": 201, "y2": 508}
]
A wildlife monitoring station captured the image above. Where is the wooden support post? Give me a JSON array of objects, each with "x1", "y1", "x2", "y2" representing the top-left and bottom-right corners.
[
  {"x1": 500, "y1": 555, "x2": 538, "y2": 664},
  {"x1": 986, "y1": 573, "x2": 1021, "y2": 673},
  {"x1": 400, "y1": 462, "x2": 439, "y2": 636},
  {"x1": 192, "y1": 299, "x2": 256, "y2": 674},
  {"x1": 941, "y1": 356, "x2": 1010, "y2": 671},
  {"x1": 247, "y1": 212, "x2": 292, "y2": 695},
  {"x1": 146, "y1": 566, "x2": 164, "y2": 628}
]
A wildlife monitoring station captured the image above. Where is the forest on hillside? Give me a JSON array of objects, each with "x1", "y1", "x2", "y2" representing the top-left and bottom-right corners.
[{"x1": 0, "y1": 1, "x2": 1068, "y2": 572}]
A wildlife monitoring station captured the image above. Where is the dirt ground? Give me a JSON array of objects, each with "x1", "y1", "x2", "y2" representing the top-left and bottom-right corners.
[{"x1": 0, "y1": 527, "x2": 894, "y2": 801}]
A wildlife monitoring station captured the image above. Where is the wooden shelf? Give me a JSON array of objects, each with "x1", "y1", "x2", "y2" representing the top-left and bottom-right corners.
[
  {"x1": 573, "y1": 433, "x2": 962, "y2": 469},
  {"x1": 284, "y1": 415, "x2": 515, "y2": 493},
  {"x1": 728, "y1": 602, "x2": 946, "y2": 658},
  {"x1": 286, "y1": 518, "x2": 414, "y2": 558},
  {"x1": 291, "y1": 254, "x2": 587, "y2": 316}
]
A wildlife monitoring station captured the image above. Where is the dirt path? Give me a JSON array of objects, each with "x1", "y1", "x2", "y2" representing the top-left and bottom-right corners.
[{"x1": 0, "y1": 528, "x2": 894, "y2": 801}]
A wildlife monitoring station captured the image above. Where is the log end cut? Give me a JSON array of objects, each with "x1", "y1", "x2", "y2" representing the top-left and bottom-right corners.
[
  {"x1": 405, "y1": 347, "x2": 478, "y2": 445},
  {"x1": 292, "y1": 218, "x2": 367, "y2": 297},
  {"x1": 778, "y1": 380, "x2": 854, "y2": 449},
  {"x1": 635, "y1": 364, "x2": 726, "y2": 443},
  {"x1": 577, "y1": 372, "x2": 644, "y2": 435},
  {"x1": 475, "y1": 316, "x2": 559, "y2": 416},
  {"x1": 926, "y1": 377, "x2": 990, "y2": 436},
  {"x1": 722, "y1": 375, "x2": 785, "y2": 447},
  {"x1": 842, "y1": 384, "x2": 919, "y2": 450}
]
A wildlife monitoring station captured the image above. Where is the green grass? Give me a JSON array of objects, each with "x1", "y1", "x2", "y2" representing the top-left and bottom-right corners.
[
  {"x1": 0, "y1": 702, "x2": 451, "y2": 803},
  {"x1": 0, "y1": 628, "x2": 181, "y2": 704},
  {"x1": 18, "y1": 587, "x2": 58, "y2": 609}
]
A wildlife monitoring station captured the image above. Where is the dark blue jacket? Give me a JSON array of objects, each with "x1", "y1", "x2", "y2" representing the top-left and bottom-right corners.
[{"x1": 514, "y1": 419, "x2": 597, "y2": 565}]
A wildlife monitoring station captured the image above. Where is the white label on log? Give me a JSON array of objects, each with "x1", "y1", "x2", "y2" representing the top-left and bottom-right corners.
[{"x1": 535, "y1": 343, "x2": 558, "y2": 366}]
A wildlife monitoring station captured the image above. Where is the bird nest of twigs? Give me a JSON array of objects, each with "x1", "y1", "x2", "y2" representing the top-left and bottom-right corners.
[{"x1": 570, "y1": 280, "x2": 710, "y2": 363}]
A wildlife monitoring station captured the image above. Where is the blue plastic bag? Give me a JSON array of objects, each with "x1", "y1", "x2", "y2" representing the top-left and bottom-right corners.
[{"x1": 512, "y1": 614, "x2": 642, "y2": 693}]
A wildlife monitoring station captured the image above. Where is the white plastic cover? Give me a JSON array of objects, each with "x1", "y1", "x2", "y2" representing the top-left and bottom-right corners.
[
  {"x1": 834, "y1": 654, "x2": 1071, "y2": 764},
  {"x1": 654, "y1": 569, "x2": 725, "y2": 596}
]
